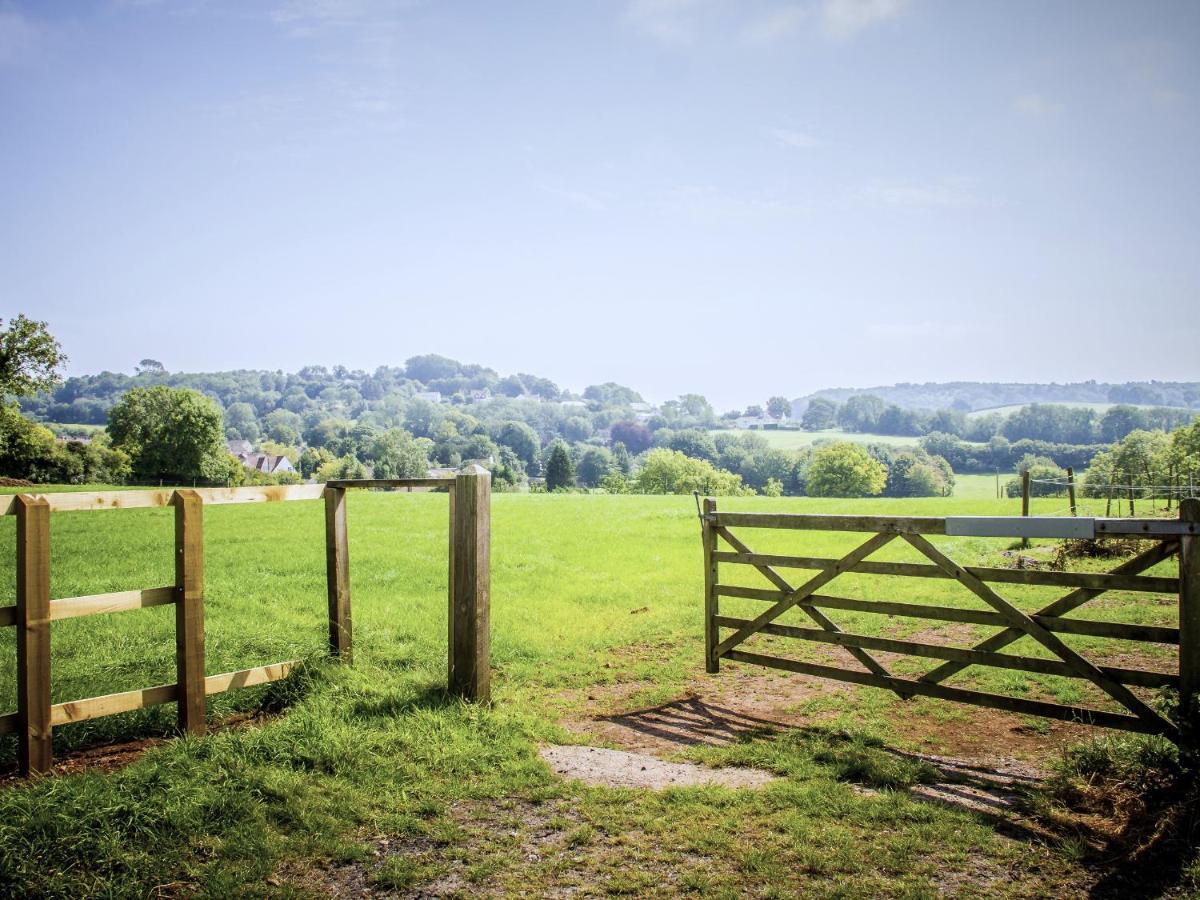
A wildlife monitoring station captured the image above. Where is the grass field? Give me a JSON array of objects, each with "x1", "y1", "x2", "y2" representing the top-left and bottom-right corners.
[
  {"x1": 0, "y1": 488, "x2": 1190, "y2": 895},
  {"x1": 715, "y1": 428, "x2": 928, "y2": 449}
]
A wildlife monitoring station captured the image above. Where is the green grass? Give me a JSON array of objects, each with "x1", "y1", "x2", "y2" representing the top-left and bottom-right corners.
[
  {"x1": 715, "y1": 428, "x2": 929, "y2": 449},
  {"x1": 0, "y1": 489, "x2": 1188, "y2": 895}
]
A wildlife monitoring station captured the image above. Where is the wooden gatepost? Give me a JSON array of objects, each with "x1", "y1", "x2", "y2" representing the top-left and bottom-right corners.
[
  {"x1": 701, "y1": 499, "x2": 1199, "y2": 743},
  {"x1": 1, "y1": 468, "x2": 492, "y2": 776}
]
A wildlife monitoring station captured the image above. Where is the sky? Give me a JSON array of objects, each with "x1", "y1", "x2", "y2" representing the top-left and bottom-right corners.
[{"x1": 1, "y1": 0, "x2": 1197, "y2": 411}]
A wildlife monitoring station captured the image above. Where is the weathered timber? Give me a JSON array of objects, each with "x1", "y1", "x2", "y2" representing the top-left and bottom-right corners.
[
  {"x1": 713, "y1": 585, "x2": 1179, "y2": 643},
  {"x1": 1180, "y1": 499, "x2": 1200, "y2": 743},
  {"x1": 324, "y1": 487, "x2": 352, "y2": 660},
  {"x1": 710, "y1": 513, "x2": 947, "y2": 534},
  {"x1": 709, "y1": 551, "x2": 1178, "y2": 593},
  {"x1": 712, "y1": 615, "x2": 1176, "y2": 688},
  {"x1": 921, "y1": 539, "x2": 1180, "y2": 684},
  {"x1": 0, "y1": 484, "x2": 326, "y2": 515},
  {"x1": 903, "y1": 532, "x2": 1174, "y2": 735},
  {"x1": 449, "y1": 466, "x2": 491, "y2": 702},
  {"x1": 48, "y1": 586, "x2": 176, "y2": 621},
  {"x1": 702, "y1": 498, "x2": 719, "y2": 673},
  {"x1": 52, "y1": 684, "x2": 178, "y2": 726},
  {"x1": 15, "y1": 495, "x2": 52, "y2": 776},
  {"x1": 174, "y1": 490, "x2": 206, "y2": 735},
  {"x1": 204, "y1": 661, "x2": 296, "y2": 695},
  {"x1": 723, "y1": 650, "x2": 1163, "y2": 735}
]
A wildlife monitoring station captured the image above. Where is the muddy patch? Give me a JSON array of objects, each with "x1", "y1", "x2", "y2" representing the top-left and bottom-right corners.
[{"x1": 540, "y1": 744, "x2": 775, "y2": 790}]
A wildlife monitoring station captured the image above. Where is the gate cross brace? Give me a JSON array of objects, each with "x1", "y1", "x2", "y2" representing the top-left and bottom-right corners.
[
  {"x1": 712, "y1": 527, "x2": 910, "y2": 697},
  {"x1": 902, "y1": 533, "x2": 1175, "y2": 736},
  {"x1": 921, "y1": 539, "x2": 1180, "y2": 686}
]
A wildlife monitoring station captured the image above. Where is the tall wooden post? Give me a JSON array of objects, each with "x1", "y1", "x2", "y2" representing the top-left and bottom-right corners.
[
  {"x1": 1020, "y1": 470, "x2": 1031, "y2": 549},
  {"x1": 1179, "y1": 499, "x2": 1200, "y2": 746},
  {"x1": 449, "y1": 465, "x2": 491, "y2": 702},
  {"x1": 15, "y1": 495, "x2": 51, "y2": 776},
  {"x1": 1066, "y1": 467, "x2": 1077, "y2": 517},
  {"x1": 702, "y1": 498, "x2": 719, "y2": 673},
  {"x1": 324, "y1": 486, "x2": 352, "y2": 661},
  {"x1": 174, "y1": 489, "x2": 206, "y2": 736}
]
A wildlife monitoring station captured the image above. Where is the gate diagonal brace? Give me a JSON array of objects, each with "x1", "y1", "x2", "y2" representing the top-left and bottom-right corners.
[
  {"x1": 713, "y1": 527, "x2": 911, "y2": 697},
  {"x1": 921, "y1": 539, "x2": 1180, "y2": 687},
  {"x1": 902, "y1": 533, "x2": 1175, "y2": 736}
]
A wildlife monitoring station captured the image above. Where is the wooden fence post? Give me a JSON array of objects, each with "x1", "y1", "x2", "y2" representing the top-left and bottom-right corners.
[
  {"x1": 324, "y1": 486, "x2": 352, "y2": 661},
  {"x1": 1067, "y1": 467, "x2": 1077, "y2": 517},
  {"x1": 15, "y1": 495, "x2": 51, "y2": 776},
  {"x1": 449, "y1": 465, "x2": 491, "y2": 702},
  {"x1": 1020, "y1": 471, "x2": 1031, "y2": 549},
  {"x1": 703, "y1": 498, "x2": 719, "y2": 674},
  {"x1": 1180, "y1": 498, "x2": 1200, "y2": 746},
  {"x1": 174, "y1": 489, "x2": 206, "y2": 736}
]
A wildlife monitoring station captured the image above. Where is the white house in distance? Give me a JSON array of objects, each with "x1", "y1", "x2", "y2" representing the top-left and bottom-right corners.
[{"x1": 227, "y1": 440, "x2": 296, "y2": 476}]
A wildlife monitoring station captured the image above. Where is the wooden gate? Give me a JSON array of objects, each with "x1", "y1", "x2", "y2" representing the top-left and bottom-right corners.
[{"x1": 701, "y1": 498, "x2": 1199, "y2": 743}]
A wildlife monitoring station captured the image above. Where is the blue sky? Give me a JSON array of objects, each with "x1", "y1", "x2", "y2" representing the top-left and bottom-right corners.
[{"x1": 1, "y1": 0, "x2": 1197, "y2": 410}]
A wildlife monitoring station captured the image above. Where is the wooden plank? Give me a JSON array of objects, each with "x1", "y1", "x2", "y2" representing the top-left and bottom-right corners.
[
  {"x1": 713, "y1": 527, "x2": 904, "y2": 692},
  {"x1": 702, "y1": 498, "x2": 719, "y2": 674},
  {"x1": 51, "y1": 684, "x2": 178, "y2": 726},
  {"x1": 0, "y1": 484, "x2": 325, "y2": 516},
  {"x1": 903, "y1": 532, "x2": 1175, "y2": 735},
  {"x1": 174, "y1": 490, "x2": 206, "y2": 736},
  {"x1": 325, "y1": 478, "x2": 453, "y2": 489},
  {"x1": 49, "y1": 586, "x2": 175, "y2": 621},
  {"x1": 204, "y1": 661, "x2": 296, "y2": 695},
  {"x1": 16, "y1": 495, "x2": 52, "y2": 776},
  {"x1": 922, "y1": 539, "x2": 1180, "y2": 684},
  {"x1": 0, "y1": 711, "x2": 16, "y2": 736},
  {"x1": 714, "y1": 585, "x2": 1180, "y2": 643},
  {"x1": 712, "y1": 615, "x2": 1177, "y2": 688},
  {"x1": 1180, "y1": 499, "x2": 1200, "y2": 743},
  {"x1": 722, "y1": 650, "x2": 1164, "y2": 735},
  {"x1": 711, "y1": 513, "x2": 947, "y2": 534},
  {"x1": 948, "y1": 516, "x2": 1095, "y2": 540},
  {"x1": 1096, "y1": 518, "x2": 1199, "y2": 537},
  {"x1": 710, "y1": 551, "x2": 1178, "y2": 593},
  {"x1": 449, "y1": 465, "x2": 491, "y2": 702},
  {"x1": 324, "y1": 487, "x2": 352, "y2": 661}
]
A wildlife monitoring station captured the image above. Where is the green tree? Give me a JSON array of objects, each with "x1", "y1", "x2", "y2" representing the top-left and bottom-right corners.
[
  {"x1": 800, "y1": 398, "x2": 837, "y2": 430},
  {"x1": 766, "y1": 396, "x2": 791, "y2": 419},
  {"x1": 492, "y1": 420, "x2": 539, "y2": 469},
  {"x1": 544, "y1": 440, "x2": 575, "y2": 491},
  {"x1": 806, "y1": 443, "x2": 887, "y2": 497},
  {"x1": 108, "y1": 386, "x2": 231, "y2": 482},
  {"x1": 611, "y1": 441, "x2": 632, "y2": 475},
  {"x1": 0, "y1": 315, "x2": 66, "y2": 398},
  {"x1": 576, "y1": 446, "x2": 613, "y2": 487},
  {"x1": 224, "y1": 402, "x2": 261, "y2": 442},
  {"x1": 837, "y1": 395, "x2": 885, "y2": 432},
  {"x1": 632, "y1": 448, "x2": 750, "y2": 496},
  {"x1": 370, "y1": 428, "x2": 429, "y2": 479}
]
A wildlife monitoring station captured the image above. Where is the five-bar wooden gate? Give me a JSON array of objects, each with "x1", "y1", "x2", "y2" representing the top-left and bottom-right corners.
[
  {"x1": 1, "y1": 467, "x2": 491, "y2": 776},
  {"x1": 701, "y1": 498, "x2": 1199, "y2": 743}
]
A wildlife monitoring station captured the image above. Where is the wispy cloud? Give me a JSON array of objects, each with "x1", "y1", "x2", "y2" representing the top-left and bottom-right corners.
[
  {"x1": 1115, "y1": 38, "x2": 1187, "y2": 110},
  {"x1": 622, "y1": 0, "x2": 707, "y2": 46},
  {"x1": 741, "y1": 5, "x2": 807, "y2": 45},
  {"x1": 768, "y1": 126, "x2": 820, "y2": 149},
  {"x1": 856, "y1": 178, "x2": 979, "y2": 210},
  {"x1": 820, "y1": 0, "x2": 910, "y2": 41},
  {"x1": 0, "y1": 4, "x2": 38, "y2": 65},
  {"x1": 1013, "y1": 93, "x2": 1064, "y2": 117}
]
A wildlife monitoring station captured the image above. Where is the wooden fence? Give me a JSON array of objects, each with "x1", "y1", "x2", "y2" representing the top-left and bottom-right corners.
[
  {"x1": 0, "y1": 466, "x2": 491, "y2": 776},
  {"x1": 701, "y1": 498, "x2": 1199, "y2": 743}
]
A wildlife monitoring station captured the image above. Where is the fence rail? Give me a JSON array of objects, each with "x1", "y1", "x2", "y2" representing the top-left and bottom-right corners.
[
  {"x1": 1, "y1": 472, "x2": 489, "y2": 776},
  {"x1": 701, "y1": 498, "x2": 1199, "y2": 743}
]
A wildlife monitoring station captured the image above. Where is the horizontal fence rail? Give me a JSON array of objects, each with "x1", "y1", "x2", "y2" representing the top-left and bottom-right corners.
[
  {"x1": 0, "y1": 471, "x2": 490, "y2": 776},
  {"x1": 701, "y1": 499, "x2": 1199, "y2": 744}
]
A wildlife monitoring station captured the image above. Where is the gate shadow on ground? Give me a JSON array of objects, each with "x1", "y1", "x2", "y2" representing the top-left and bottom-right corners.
[{"x1": 598, "y1": 695, "x2": 1199, "y2": 897}]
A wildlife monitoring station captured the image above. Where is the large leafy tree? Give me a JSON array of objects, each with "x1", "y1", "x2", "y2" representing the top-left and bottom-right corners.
[
  {"x1": 108, "y1": 386, "x2": 232, "y2": 482},
  {"x1": 766, "y1": 396, "x2": 791, "y2": 419},
  {"x1": 369, "y1": 429, "x2": 429, "y2": 479},
  {"x1": 800, "y1": 397, "x2": 837, "y2": 430},
  {"x1": 806, "y1": 442, "x2": 887, "y2": 497},
  {"x1": 0, "y1": 315, "x2": 66, "y2": 399}
]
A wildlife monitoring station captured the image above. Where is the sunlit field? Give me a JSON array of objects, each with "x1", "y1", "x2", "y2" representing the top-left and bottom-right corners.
[{"x1": 0, "y1": 489, "x2": 1184, "y2": 895}]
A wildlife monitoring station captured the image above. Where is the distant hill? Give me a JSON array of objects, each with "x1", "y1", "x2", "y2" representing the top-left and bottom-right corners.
[{"x1": 791, "y1": 381, "x2": 1200, "y2": 415}]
